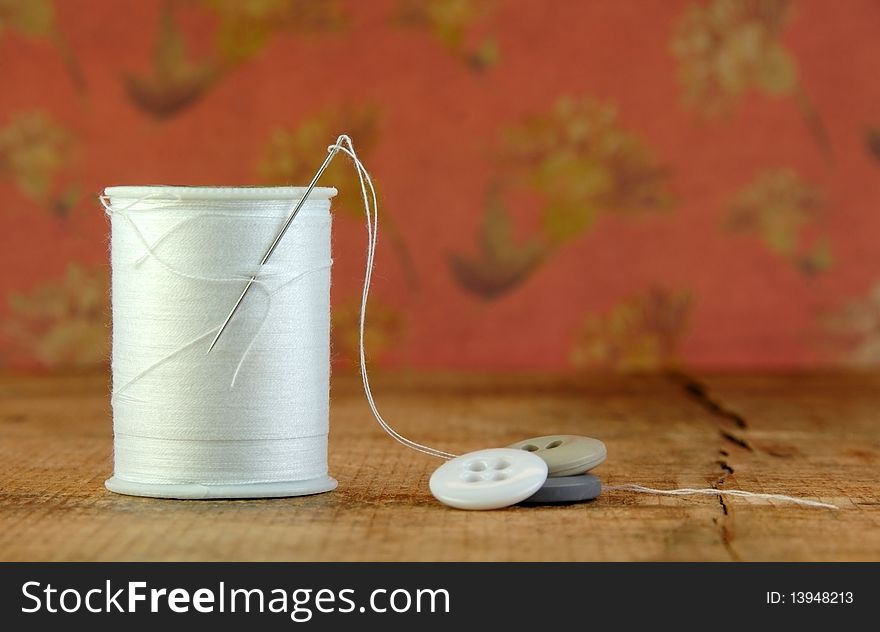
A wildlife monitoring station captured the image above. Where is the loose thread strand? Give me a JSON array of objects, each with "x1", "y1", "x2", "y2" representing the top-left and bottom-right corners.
[
  {"x1": 605, "y1": 484, "x2": 838, "y2": 510},
  {"x1": 330, "y1": 135, "x2": 457, "y2": 460}
]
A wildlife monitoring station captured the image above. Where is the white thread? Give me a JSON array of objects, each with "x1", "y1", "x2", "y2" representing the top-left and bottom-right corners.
[
  {"x1": 605, "y1": 484, "x2": 838, "y2": 510},
  {"x1": 105, "y1": 187, "x2": 336, "y2": 492},
  {"x1": 329, "y1": 135, "x2": 457, "y2": 460}
]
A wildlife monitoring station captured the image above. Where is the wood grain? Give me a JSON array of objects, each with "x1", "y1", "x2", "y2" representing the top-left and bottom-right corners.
[{"x1": 0, "y1": 371, "x2": 877, "y2": 561}]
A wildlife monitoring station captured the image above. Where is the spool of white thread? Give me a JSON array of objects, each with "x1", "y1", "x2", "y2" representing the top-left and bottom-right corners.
[{"x1": 103, "y1": 186, "x2": 338, "y2": 499}]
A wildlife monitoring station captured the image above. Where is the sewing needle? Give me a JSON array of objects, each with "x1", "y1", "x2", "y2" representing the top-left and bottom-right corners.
[{"x1": 208, "y1": 144, "x2": 341, "y2": 352}]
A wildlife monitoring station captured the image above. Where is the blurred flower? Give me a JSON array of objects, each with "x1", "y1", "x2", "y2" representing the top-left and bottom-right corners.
[
  {"x1": 4, "y1": 264, "x2": 109, "y2": 368},
  {"x1": 672, "y1": 0, "x2": 795, "y2": 110},
  {"x1": 331, "y1": 295, "x2": 402, "y2": 369},
  {"x1": 126, "y1": 1, "x2": 346, "y2": 118},
  {"x1": 500, "y1": 99, "x2": 671, "y2": 245},
  {"x1": 451, "y1": 98, "x2": 671, "y2": 299},
  {"x1": 825, "y1": 284, "x2": 880, "y2": 365},
  {"x1": 0, "y1": 110, "x2": 79, "y2": 215},
  {"x1": 124, "y1": 6, "x2": 221, "y2": 118},
  {"x1": 394, "y1": 0, "x2": 500, "y2": 70},
  {"x1": 0, "y1": 0, "x2": 85, "y2": 89},
  {"x1": 672, "y1": 0, "x2": 831, "y2": 159},
  {"x1": 500, "y1": 98, "x2": 672, "y2": 246},
  {"x1": 0, "y1": 0, "x2": 54, "y2": 36},
  {"x1": 571, "y1": 288, "x2": 693, "y2": 372},
  {"x1": 203, "y1": 0, "x2": 346, "y2": 64},
  {"x1": 725, "y1": 168, "x2": 830, "y2": 275},
  {"x1": 449, "y1": 190, "x2": 548, "y2": 298}
]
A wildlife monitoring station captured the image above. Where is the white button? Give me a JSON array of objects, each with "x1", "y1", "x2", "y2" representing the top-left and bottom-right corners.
[{"x1": 429, "y1": 448, "x2": 548, "y2": 510}]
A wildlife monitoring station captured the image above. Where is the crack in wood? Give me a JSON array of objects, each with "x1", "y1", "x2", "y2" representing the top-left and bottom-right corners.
[
  {"x1": 716, "y1": 460, "x2": 734, "y2": 476},
  {"x1": 720, "y1": 429, "x2": 753, "y2": 452},
  {"x1": 720, "y1": 521, "x2": 740, "y2": 560},
  {"x1": 669, "y1": 371, "x2": 754, "y2": 451},
  {"x1": 671, "y1": 371, "x2": 746, "y2": 560},
  {"x1": 669, "y1": 371, "x2": 748, "y2": 429},
  {"x1": 714, "y1": 458, "x2": 741, "y2": 560}
]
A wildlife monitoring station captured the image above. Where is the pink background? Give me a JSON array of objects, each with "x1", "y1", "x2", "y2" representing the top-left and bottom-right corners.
[{"x1": 2, "y1": 0, "x2": 880, "y2": 371}]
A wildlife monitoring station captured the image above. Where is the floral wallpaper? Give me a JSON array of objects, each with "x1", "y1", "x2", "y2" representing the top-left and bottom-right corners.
[{"x1": 2, "y1": 0, "x2": 880, "y2": 371}]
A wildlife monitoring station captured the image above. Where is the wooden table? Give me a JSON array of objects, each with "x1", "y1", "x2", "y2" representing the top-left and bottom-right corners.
[{"x1": 0, "y1": 371, "x2": 877, "y2": 561}]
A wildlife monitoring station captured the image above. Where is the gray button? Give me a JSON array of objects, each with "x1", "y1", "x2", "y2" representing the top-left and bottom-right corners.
[
  {"x1": 508, "y1": 434, "x2": 606, "y2": 476},
  {"x1": 520, "y1": 473, "x2": 601, "y2": 504}
]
